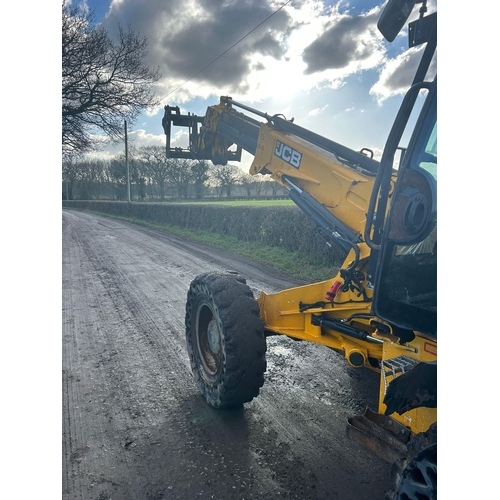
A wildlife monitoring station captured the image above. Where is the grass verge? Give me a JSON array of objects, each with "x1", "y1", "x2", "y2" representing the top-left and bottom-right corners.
[{"x1": 84, "y1": 210, "x2": 338, "y2": 282}]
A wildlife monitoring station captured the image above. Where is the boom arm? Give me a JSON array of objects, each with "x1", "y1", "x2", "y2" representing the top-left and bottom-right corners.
[
  {"x1": 162, "y1": 96, "x2": 387, "y2": 256},
  {"x1": 162, "y1": 95, "x2": 395, "y2": 362}
]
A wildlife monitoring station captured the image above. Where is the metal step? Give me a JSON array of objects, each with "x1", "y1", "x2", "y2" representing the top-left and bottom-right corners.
[{"x1": 381, "y1": 356, "x2": 418, "y2": 396}]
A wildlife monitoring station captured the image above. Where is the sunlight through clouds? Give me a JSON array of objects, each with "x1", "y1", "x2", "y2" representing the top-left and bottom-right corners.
[{"x1": 76, "y1": 0, "x2": 437, "y2": 158}]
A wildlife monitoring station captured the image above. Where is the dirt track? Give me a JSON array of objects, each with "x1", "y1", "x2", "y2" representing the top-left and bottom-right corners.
[{"x1": 62, "y1": 209, "x2": 392, "y2": 500}]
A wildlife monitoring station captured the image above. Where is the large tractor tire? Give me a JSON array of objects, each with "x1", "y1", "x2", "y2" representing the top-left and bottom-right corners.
[
  {"x1": 391, "y1": 444, "x2": 437, "y2": 500},
  {"x1": 184, "y1": 271, "x2": 267, "y2": 408},
  {"x1": 387, "y1": 424, "x2": 437, "y2": 500}
]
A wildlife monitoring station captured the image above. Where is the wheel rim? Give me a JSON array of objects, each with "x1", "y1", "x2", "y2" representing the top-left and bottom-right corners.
[
  {"x1": 195, "y1": 300, "x2": 222, "y2": 376},
  {"x1": 397, "y1": 445, "x2": 437, "y2": 500}
]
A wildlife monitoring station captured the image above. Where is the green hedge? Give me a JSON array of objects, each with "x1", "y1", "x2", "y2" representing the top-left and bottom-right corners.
[{"x1": 62, "y1": 200, "x2": 346, "y2": 267}]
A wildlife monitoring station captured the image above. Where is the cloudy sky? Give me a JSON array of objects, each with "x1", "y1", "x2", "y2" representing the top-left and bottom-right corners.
[{"x1": 74, "y1": 0, "x2": 437, "y2": 169}]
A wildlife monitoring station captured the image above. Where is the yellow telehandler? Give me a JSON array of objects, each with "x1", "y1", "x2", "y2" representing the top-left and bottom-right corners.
[{"x1": 162, "y1": 1, "x2": 437, "y2": 498}]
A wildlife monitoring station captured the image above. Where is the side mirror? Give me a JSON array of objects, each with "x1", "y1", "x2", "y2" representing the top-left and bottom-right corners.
[
  {"x1": 387, "y1": 167, "x2": 436, "y2": 245},
  {"x1": 377, "y1": 0, "x2": 416, "y2": 42}
]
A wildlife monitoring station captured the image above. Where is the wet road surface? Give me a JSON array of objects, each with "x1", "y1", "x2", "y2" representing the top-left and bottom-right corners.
[{"x1": 62, "y1": 209, "x2": 392, "y2": 500}]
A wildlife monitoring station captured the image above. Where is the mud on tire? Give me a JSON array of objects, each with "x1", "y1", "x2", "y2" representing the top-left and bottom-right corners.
[
  {"x1": 184, "y1": 271, "x2": 267, "y2": 408},
  {"x1": 387, "y1": 423, "x2": 437, "y2": 500},
  {"x1": 390, "y1": 445, "x2": 437, "y2": 500}
]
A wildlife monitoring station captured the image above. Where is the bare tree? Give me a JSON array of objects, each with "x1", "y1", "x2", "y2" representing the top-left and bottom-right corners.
[
  {"x1": 240, "y1": 173, "x2": 256, "y2": 197},
  {"x1": 267, "y1": 178, "x2": 287, "y2": 196},
  {"x1": 209, "y1": 164, "x2": 242, "y2": 197},
  {"x1": 129, "y1": 148, "x2": 148, "y2": 201},
  {"x1": 76, "y1": 159, "x2": 107, "y2": 199},
  {"x1": 253, "y1": 177, "x2": 266, "y2": 196},
  {"x1": 108, "y1": 155, "x2": 128, "y2": 200},
  {"x1": 62, "y1": 156, "x2": 78, "y2": 200},
  {"x1": 191, "y1": 160, "x2": 210, "y2": 199},
  {"x1": 253, "y1": 176, "x2": 286, "y2": 197},
  {"x1": 139, "y1": 146, "x2": 170, "y2": 201},
  {"x1": 62, "y1": 4, "x2": 160, "y2": 156},
  {"x1": 166, "y1": 158, "x2": 196, "y2": 198}
]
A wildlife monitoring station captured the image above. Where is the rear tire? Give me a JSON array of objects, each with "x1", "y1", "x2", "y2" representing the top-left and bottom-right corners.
[
  {"x1": 392, "y1": 445, "x2": 437, "y2": 500},
  {"x1": 184, "y1": 271, "x2": 266, "y2": 408},
  {"x1": 387, "y1": 423, "x2": 437, "y2": 500}
]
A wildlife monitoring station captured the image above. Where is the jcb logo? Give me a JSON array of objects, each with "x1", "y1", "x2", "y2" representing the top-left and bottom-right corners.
[{"x1": 274, "y1": 140, "x2": 302, "y2": 169}]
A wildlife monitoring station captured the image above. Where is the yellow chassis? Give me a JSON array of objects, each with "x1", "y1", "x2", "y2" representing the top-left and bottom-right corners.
[
  {"x1": 257, "y1": 253, "x2": 437, "y2": 434},
  {"x1": 174, "y1": 98, "x2": 438, "y2": 436}
]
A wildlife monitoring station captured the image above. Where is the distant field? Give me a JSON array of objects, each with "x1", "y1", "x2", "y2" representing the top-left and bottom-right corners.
[{"x1": 167, "y1": 199, "x2": 295, "y2": 207}]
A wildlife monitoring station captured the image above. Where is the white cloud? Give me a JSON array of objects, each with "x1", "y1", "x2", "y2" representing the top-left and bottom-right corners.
[
  {"x1": 302, "y1": 5, "x2": 384, "y2": 75},
  {"x1": 169, "y1": 129, "x2": 189, "y2": 149},
  {"x1": 308, "y1": 104, "x2": 329, "y2": 116},
  {"x1": 370, "y1": 46, "x2": 437, "y2": 102},
  {"x1": 131, "y1": 129, "x2": 165, "y2": 148},
  {"x1": 84, "y1": 128, "x2": 165, "y2": 161},
  {"x1": 79, "y1": 0, "x2": 438, "y2": 161},
  {"x1": 99, "y1": 0, "x2": 393, "y2": 111}
]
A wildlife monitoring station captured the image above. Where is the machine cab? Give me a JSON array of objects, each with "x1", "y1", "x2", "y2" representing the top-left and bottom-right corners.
[{"x1": 372, "y1": 82, "x2": 437, "y2": 338}]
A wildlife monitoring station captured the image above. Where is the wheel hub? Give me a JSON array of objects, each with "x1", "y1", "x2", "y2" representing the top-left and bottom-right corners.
[{"x1": 207, "y1": 319, "x2": 221, "y2": 354}]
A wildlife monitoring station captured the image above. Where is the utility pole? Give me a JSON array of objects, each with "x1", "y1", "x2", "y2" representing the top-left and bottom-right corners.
[{"x1": 125, "y1": 120, "x2": 131, "y2": 203}]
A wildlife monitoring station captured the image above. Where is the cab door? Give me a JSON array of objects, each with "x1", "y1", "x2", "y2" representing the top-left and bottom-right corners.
[{"x1": 372, "y1": 83, "x2": 437, "y2": 337}]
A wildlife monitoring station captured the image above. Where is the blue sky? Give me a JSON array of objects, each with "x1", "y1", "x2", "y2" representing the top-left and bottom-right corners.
[{"x1": 71, "y1": 0, "x2": 437, "y2": 170}]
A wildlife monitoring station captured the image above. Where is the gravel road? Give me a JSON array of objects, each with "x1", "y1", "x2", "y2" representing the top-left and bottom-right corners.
[{"x1": 62, "y1": 209, "x2": 392, "y2": 500}]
